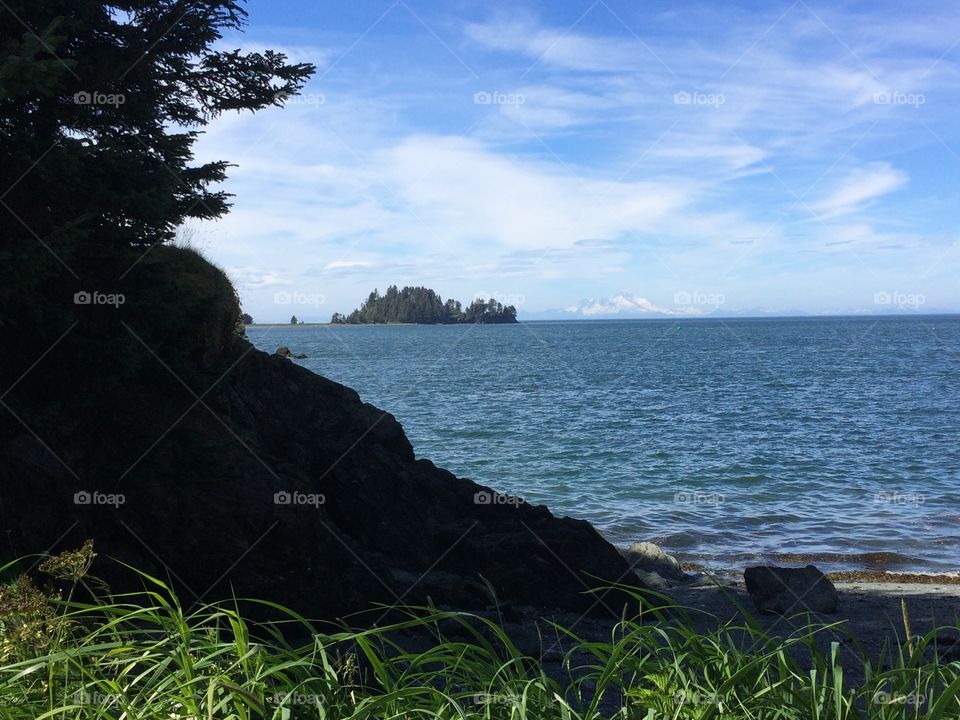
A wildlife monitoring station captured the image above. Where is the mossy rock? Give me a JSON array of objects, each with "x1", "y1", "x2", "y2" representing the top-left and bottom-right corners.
[{"x1": 126, "y1": 245, "x2": 243, "y2": 373}]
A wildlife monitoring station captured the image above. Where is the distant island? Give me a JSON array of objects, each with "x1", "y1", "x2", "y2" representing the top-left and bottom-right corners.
[{"x1": 331, "y1": 286, "x2": 518, "y2": 324}]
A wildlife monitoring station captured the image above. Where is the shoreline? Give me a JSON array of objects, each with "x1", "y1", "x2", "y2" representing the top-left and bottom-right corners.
[
  {"x1": 666, "y1": 576, "x2": 960, "y2": 686},
  {"x1": 614, "y1": 541, "x2": 958, "y2": 678},
  {"x1": 242, "y1": 313, "x2": 960, "y2": 327},
  {"x1": 537, "y1": 555, "x2": 960, "y2": 691},
  {"x1": 245, "y1": 321, "x2": 522, "y2": 327},
  {"x1": 618, "y1": 540, "x2": 960, "y2": 596},
  {"x1": 620, "y1": 540, "x2": 959, "y2": 585},
  {"x1": 435, "y1": 571, "x2": 960, "y2": 701},
  {"x1": 674, "y1": 565, "x2": 960, "y2": 586}
]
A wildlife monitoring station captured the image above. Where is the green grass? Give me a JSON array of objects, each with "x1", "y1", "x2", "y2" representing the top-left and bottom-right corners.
[{"x1": 0, "y1": 547, "x2": 957, "y2": 719}]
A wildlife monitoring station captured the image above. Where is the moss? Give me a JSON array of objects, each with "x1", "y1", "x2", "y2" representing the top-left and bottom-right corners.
[
  {"x1": 0, "y1": 241, "x2": 249, "y2": 495},
  {"x1": 127, "y1": 244, "x2": 244, "y2": 372}
]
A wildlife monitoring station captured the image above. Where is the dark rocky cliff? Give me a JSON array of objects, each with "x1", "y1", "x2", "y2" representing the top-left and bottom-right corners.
[{"x1": 0, "y1": 247, "x2": 641, "y2": 621}]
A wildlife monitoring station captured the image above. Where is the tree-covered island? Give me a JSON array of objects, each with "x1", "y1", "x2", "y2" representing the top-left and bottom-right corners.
[{"x1": 331, "y1": 286, "x2": 519, "y2": 324}]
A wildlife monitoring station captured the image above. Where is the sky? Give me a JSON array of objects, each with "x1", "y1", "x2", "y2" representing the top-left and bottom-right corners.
[{"x1": 193, "y1": 0, "x2": 960, "y2": 321}]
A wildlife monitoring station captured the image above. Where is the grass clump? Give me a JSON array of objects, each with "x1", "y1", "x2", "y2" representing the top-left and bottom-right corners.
[{"x1": 0, "y1": 544, "x2": 957, "y2": 718}]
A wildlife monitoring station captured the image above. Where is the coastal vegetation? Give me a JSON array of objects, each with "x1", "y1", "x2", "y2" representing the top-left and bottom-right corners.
[
  {"x1": 1, "y1": 547, "x2": 958, "y2": 719},
  {"x1": 331, "y1": 285, "x2": 519, "y2": 324}
]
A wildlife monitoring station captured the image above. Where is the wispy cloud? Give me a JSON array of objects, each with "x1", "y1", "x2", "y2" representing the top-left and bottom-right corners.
[
  {"x1": 196, "y1": 1, "x2": 960, "y2": 319},
  {"x1": 324, "y1": 260, "x2": 372, "y2": 271},
  {"x1": 812, "y1": 163, "x2": 908, "y2": 219}
]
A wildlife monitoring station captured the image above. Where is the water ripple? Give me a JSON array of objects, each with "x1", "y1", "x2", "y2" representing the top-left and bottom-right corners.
[{"x1": 249, "y1": 317, "x2": 960, "y2": 573}]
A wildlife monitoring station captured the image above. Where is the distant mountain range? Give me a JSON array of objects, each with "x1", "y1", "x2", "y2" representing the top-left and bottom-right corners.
[{"x1": 519, "y1": 292, "x2": 957, "y2": 321}]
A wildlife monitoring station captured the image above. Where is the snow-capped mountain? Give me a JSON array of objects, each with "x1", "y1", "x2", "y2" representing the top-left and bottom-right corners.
[{"x1": 560, "y1": 292, "x2": 704, "y2": 318}]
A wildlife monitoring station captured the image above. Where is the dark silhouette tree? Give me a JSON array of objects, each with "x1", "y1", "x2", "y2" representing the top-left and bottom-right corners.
[
  {"x1": 0, "y1": 0, "x2": 314, "y2": 379},
  {"x1": 1, "y1": 1, "x2": 313, "y2": 254}
]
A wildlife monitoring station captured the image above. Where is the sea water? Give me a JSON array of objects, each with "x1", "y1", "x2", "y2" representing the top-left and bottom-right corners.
[{"x1": 248, "y1": 316, "x2": 960, "y2": 574}]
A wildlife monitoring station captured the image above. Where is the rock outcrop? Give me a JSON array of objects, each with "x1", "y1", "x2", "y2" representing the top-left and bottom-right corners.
[{"x1": 0, "y1": 248, "x2": 642, "y2": 622}]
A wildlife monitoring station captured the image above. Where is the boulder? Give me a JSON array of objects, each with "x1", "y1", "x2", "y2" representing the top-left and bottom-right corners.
[
  {"x1": 274, "y1": 346, "x2": 291, "y2": 357},
  {"x1": 744, "y1": 565, "x2": 838, "y2": 615},
  {"x1": 622, "y1": 541, "x2": 694, "y2": 589}
]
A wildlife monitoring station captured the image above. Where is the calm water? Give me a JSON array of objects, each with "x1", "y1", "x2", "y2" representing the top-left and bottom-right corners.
[{"x1": 247, "y1": 317, "x2": 960, "y2": 574}]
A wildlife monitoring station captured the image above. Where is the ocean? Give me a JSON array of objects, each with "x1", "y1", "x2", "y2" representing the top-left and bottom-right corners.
[{"x1": 247, "y1": 316, "x2": 960, "y2": 575}]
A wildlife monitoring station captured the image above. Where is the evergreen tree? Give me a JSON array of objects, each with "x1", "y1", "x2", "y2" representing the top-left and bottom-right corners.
[
  {"x1": 444, "y1": 298, "x2": 463, "y2": 322},
  {"x1": 0, "y1": 0, "x2": 314, "y2": 380},
  {"x1": 1, "y1": 1, "x2": 313, "y2": 253},
  {"x1": 340, "y1": 288, "x2": 518, "y2": 324}
]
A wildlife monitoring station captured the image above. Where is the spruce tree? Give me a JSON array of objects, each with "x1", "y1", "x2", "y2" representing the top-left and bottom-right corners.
[{"x1": 0, "y1": 1, "x2": 314, "y2": 380}]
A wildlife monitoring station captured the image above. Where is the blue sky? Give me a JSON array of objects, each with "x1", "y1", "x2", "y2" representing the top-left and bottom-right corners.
[{"x1": 193, "y1": 0, "x2": 960, "y2": 321}]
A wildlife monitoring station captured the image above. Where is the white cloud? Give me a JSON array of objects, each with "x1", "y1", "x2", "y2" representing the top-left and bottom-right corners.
[
  {"x1": 463, "y1": 16, "x2": 649, "y2": 73},
  {"x1": 376, "y1": 135, "x2": 691, "y2": 251},
  {"x1": 812, "y1": 163, "x2": 908, "y2": 219},
  {"x1": 652, "y1": 137, "x2": 767, "y2": 172},
  {"x1": 227, "y1": 266, "x2": 290, "y2": 288},
  {"x1": 195, "y1": 4, "x2": 960, "y2": 318},
  {"x1": 324, "y1": 260, "x2": 371, "y2": 271}
]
